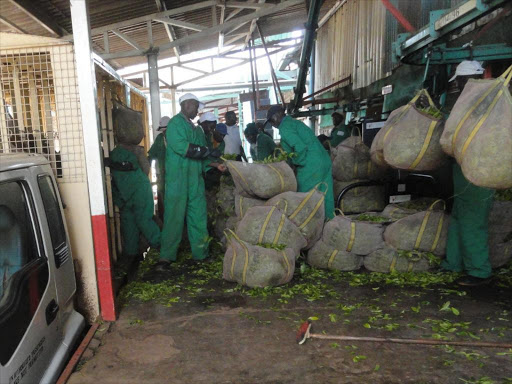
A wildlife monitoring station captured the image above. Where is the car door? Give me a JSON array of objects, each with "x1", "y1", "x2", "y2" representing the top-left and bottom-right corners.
[{"x1": 0, "y1": 169, "x2": 62, "y2": 384}]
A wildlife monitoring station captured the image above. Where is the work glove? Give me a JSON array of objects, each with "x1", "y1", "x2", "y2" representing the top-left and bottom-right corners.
[
  {"x1": 104, "y1": 157, "x2": 135, "y2": 171},
  {"x1": 185, "y1": 144, "x2": 211, "y2": 159}
]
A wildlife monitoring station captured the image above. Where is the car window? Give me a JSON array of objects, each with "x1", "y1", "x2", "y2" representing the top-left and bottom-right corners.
[
  {"x1": 38, "y1": 175, "x2": 69, "y2": 268},
  {"x1": 0, "y1": 180, "x2": 49, "y2": 365}
]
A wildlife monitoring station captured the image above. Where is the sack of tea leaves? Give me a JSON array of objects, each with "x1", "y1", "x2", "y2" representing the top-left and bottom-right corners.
[
  {"x1": 223, "y1": 232, "x2": 296, "y2": 288},
  {"x1": 364, "y1": 245, "x2": 435, "y2": 273},
  {"x1": 113, "y1": 100, "x2": 144, "y2": 145},
  {"x1": 226, "y1": 160, "x2": 297, "y2": 199},
  {"x1": 381, "y1": 198, "x2": 440, "y2": 221},
  {"x1": 488, "y1": 201, "x2": 512, "y2": 268},
  {"x1": 235, "y1": 194, "x2": 266, "y2": 220},
  {"x1": 235, "y1": 205, "x2": 307, "y2": 252},
  {"x1": 214, "y1": 215, "x2": 239, "y2": 242},
  {"x1": 332, "y1": 138, "x2": 386, "y2": 181},
  {"x1": 216, "y1": 181, "x2": 236, "y2": 217},
  {"x1": 371, "y1": 89, "x2": 446, "y2": 171},
  {"x1": 334, "y1": 180, "x2": 386, "y2": 214},
  {"x1": 307, "y1": 240, "x2": 363, "y2": 271},
  {"x1": 322, "y1": 215, "x2": 384, "y2": 256},
  {"x1": 440, "y1": 66, "x2": 512, "y2": 189},
  {"x1": 383, "y1": 200, "x2": 449, "y2": 256},
  {"x1": 265, "y1": 183, "x2": 327, "y2": 249}
]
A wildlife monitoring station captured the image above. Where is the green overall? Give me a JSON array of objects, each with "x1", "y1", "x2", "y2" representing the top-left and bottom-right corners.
[
  {"x1": 110, "y1": 146, "x2": 161, "y2": 256},
  {"x1": 278, "y1": 115, "x2": 335, "y2": 219},
  {"x1": 441, "y1": 163, "x2": 495, "y2": 278},
  {"x1": 330, "y1": 123, "x2": 351, "y2": 147},
  {"x1": 148, "y1": 132, "x2": 167, "y2": 196},
  {"x1": 161, "y1": 113, "x2": 210, "y2": 261},
  {"x1": 250, "y1": 133, "x2": 277, "y2": 161}
]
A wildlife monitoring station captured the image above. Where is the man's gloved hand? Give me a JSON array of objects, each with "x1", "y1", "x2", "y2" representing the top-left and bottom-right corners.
[
  {"x1": 185, "y1": 144, "x2": 211, "y2": 159},
  {"x1": 209, "y1": 148, "x2": 222, "y2": 158}
]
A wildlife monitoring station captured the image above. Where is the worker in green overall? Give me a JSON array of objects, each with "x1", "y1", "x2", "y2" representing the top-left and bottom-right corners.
[
  {"x1": 109, "y1": 146, "x2": 161, "y2": 257},
  {"x1": 158, "y1": 93, "x2": 226, "y2": 267},
  {"x1": 441, "y1": 162, "x2": 495, "y2": 286},
  {"x1": 330, "y1": 112, "x2": 350, "y2": 148},
  {"x1": 148, "y1": 116, "x2": 170, "y2": 221},
  {"x1": 267, "y1": 105, "x2": 335, "y2": 220},
  {"x1": 244, "y1": 122, "x2": 277, "y2": 162}
]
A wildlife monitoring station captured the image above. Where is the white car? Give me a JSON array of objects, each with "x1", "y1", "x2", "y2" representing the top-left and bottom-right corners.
[{"x1": 0, "y1": 153, "x2": 85, "y2": 384}]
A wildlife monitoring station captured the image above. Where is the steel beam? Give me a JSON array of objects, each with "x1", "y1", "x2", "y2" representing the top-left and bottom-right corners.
[
  {"x1": 9, "y1": 0, "x2": 67, "y2": 36},
  {"x1": 148, "y1": 51, "x2": 161, "y2": 139},
  {"x1": 154, "y1": 17, "x2": 205, "y2": 32},
  {"x1": 63, "y1": 1, "x2": 216, "y2": 40},
  {"x1": 112, "y1": 29, "x2": 143, "y2": 50},
  {"x1": 0, "y1": 15, "x2": 27, "y2": 34},
  {"x1": 154, "y1": 0, "x2": 181, "y2": 62},
  {"x1": 100, "y1": 0, "x2": 302, "y2": 60},
  {"x1": 244, "y1": 0, "x2": 266, "y2": 49}
]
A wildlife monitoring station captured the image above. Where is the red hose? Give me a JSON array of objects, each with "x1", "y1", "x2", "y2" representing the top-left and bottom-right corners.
[{"x1": 381, "y1": 0, "x2": 415, "y2": 33}]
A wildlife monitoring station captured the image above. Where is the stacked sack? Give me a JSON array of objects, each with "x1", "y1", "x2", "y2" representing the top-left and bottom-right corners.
[
  {"x1": 308, "y1": 214, "x2": 385, "y2": 271},
  {"x1": 331, "y1": 135, "x2": 387, "y2": 214},
  {"x1": 367, "y1": 200, "x2": 450, "y2": 272},
  {"x1": 212, "y1": 175, "x2": 238, "y2": 244},
  {"x1": 488, "y1": 200, "x2": 512, "y2": 268},
  {"x1": 371, "y1": 89, "x2": 447, "y2": 171},
  {"x1": 440, "y1": 66, "x2": 512, "y2": 189},
  {"x1": 224, "y1": 161, "x2": 329, "y2": 287}
]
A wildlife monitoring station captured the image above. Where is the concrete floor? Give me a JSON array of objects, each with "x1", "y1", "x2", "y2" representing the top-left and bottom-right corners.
[{"x1": 68, "y1": 251, "x2": 512, "y2": 384}]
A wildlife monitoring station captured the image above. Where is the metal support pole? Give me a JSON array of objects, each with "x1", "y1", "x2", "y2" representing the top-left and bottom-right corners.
[
  {"x1": 252, "y1": 39, "x2": 260, "y2": 111},
  {"x1": 289, "y1": 0, "x2": 323, "y2": 114},
  {"x1": 309, "y1": 40, "x2": 316, "y2": 131},
  {"x1": 70, "y1": 0, "x2": 115, "y2": 321},
  {"x1": 248, "y1": 40, "x2": 258, "y2": 121},
  {"x1": 256, "y1": 22, "x2": 285, "y2": 107},
  {"x1": 147, "y1": 51, "x2": 161, "y2": 139}
]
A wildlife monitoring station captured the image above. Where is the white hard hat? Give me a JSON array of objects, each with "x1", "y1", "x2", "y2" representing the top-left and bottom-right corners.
[
  {"x1": 158, "y1": 116, "x2": 171, "y2": 130},
  {"x1": 199, "y1": 111, "x2": 217, "y2": 123},
  {"x1": 179, "y1": 93, "x2": 204, "y2": 109},
  {"x1": 449, "y1": 60, "x2": 484, "y2": 82}
]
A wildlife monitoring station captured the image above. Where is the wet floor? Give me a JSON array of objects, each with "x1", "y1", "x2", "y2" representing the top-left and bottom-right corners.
[{"x1": 68, "y1": 251, "x2": 512, "y2": 384}]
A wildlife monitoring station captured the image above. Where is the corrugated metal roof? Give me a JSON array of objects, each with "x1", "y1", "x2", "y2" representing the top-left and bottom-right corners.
[{"x1": 1, "y1": 0, "x2": 338, "y2": 68}]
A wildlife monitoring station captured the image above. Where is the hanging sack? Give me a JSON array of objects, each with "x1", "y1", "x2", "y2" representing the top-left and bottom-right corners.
[
  {"x1": 440, "y1": 65, "x2": 512, "y2": 189},
  {"x1": 113, "y1": 100, "x2": 144, "y2": 145}
]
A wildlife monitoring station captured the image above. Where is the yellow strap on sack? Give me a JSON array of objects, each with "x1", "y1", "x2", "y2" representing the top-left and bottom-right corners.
[
  {"x1": 409, "y1": 120, "x2": 437, "y2": 169},
  {"x1": 299, "y1": 195, "x2": 325, "y2": 229},
  {"x1": 460, "y1": 85, "x2": 508, "y2": 159},
  {"x1": 281, "y1": 250, "x2": 292, "y2": 282},
  {"x1": 452, "y1": 65, "x2": 512, "y2": 152},
  {"x1": 239, "y1": 241, "x2": 250, "y2": 285},
  {"x1": 367, "y1": 161, "x2": 373, "y2": 178},
  {"x1": 407, "y1": 262, "x2": 414, "y2": 272},
  {"x1": 239, "y1": 196, "x2": 244, "y2": 218},
  {"x1": 383, "y1": 90, "x2": 426, "y2": 144},
  {"x1": 346, "y1": 222, "x2": 356, "y2": 252},
  {"x1": 273, "y1": 213, "x2": 286, "y2": 245},
  {"x1": 353, "y1": 159, "x2": 359, "y2": 179},
  {"x1": 389, "y1": 206, "x2": 399, "y2": 219},
  {"x1": 414, "y1": 200, "x2": 445, "y2": 250},
  {"x1": 229, "y1": 162, "x2": 251, "y2": 193},
  {"x1": 258, "y1": 206, "x2": 276, "y2": 243},
  {"x1": 431, "y1": 214, "x2": 444, "y2": 252},
  {"x1": 328, "y1": 249, "x2": 339, "y2": 269},
  {"x1": 290, "y1": 188, "x2": 315, "y2": 220},
  {"x1": 267, "y1": 164, "x2": 285, "y2": 193},
  {"x1": 227, "y1": 232, "x2": 237, "y2": 280},
  {"x1": 389, "y1": 255, "x2": 397, "y2": 272}
]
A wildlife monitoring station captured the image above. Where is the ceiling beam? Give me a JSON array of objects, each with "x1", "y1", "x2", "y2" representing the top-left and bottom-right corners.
[
  {"x1": 155, "y1": 0, "x2": 181, "y2": 62},
  {"x1": 154, "y1": 17, "x2": 205, "y2": 32},
  {"x1": 218, "y1": 2, "x2": 226, "y2": 52},
  {"x1": 243, "y1": 0, "x2": 266, "y2": 49},
  {"x1": 0, "y1": 15, "x2": 27, "y2": 34},
  {"x1": 224, "y1": 1, "x2": 270, "y2": 10},
  {"x1": 112, "y1": 29, "x2": 143, "y2": 50},
  {"x1": 62, "y1": 1, "x2": 216, "y2": 40},
  {"x1": 100, "y1": 0, "x2": 302, "y2": 60},
  {"x1": 8, "y1": 0, "x2": 67, "y2": 36}
]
